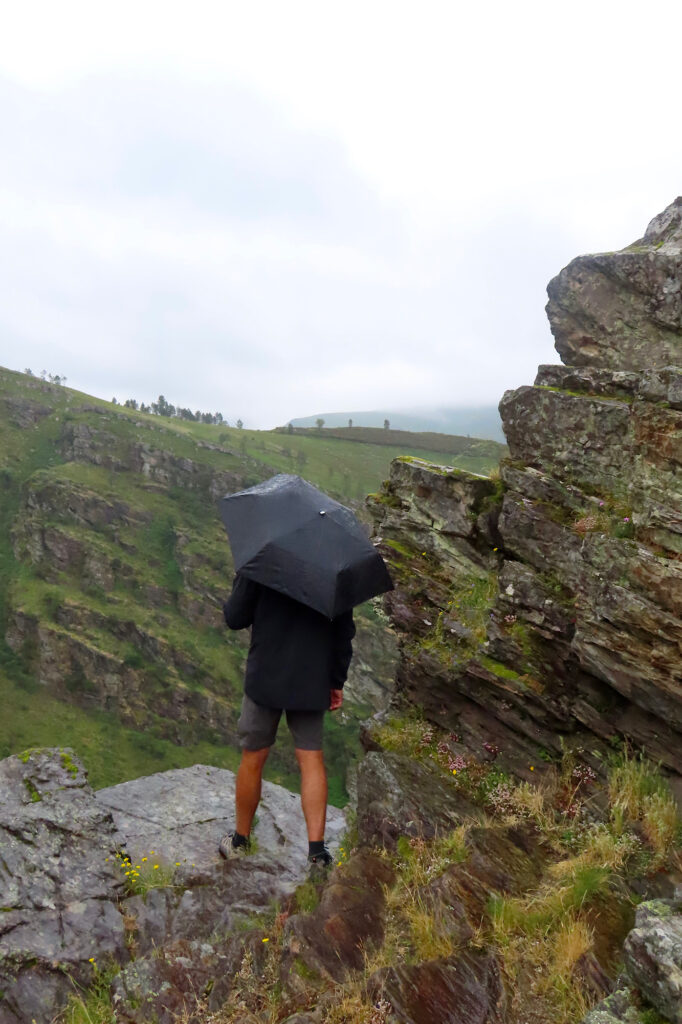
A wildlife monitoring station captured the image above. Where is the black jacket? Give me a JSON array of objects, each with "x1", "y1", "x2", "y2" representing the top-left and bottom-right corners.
[{"x1": 223, "y1": 574, "x2": 356, "y2": 711}]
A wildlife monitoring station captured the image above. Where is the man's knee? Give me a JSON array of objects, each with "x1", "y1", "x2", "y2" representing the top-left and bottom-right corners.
[
  {"x1": 295, "y1": 748, "x2": 325, "y2": 770},
  {"x1": 240, "y1": 746, "x2": 271, "y2": 770}
]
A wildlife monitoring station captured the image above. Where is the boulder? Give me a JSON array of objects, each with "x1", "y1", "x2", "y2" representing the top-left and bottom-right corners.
[
  {"x1": 581, "y1": 987, "x2": 644, "y2": 1024},
  {"x1": 546, "y1": 196, "x2": 682, "y2": 370},
  {"x1": 96, "y1": 763, "x2": 345, "y2": 892},
  {"x1": 1, "y1": 396, "x2": 51, "y2": 428},
  {"x1": 111, "y1": 936, "x2": 244, "y2": 1024},
  {"x1": 623, "y1": 898, "x2": 682, "y2": 1023},
  {"x1": 582, "y1": 897, "x2": 682, "y2": 1024}
]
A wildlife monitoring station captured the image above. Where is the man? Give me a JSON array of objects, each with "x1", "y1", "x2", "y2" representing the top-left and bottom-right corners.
[{"x1": 220, "y1": 572, "x2": 356, "y2": 867}]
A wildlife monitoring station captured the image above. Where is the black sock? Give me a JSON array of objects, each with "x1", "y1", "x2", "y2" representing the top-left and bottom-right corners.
[
  {"x1": 232, "y1": 831, "x2": 249, "y2": 849},
  {"x1": 309, "y1": 840, "x2": 325, "y2": 857}
]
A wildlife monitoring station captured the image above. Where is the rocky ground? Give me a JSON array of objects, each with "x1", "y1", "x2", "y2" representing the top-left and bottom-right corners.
[
  {"x1": 3, "y1": 739, "x2": 680, "y2": 1024},
  {"x1": 0, "y1": 748, "x2": 344, "y2": 1024}
]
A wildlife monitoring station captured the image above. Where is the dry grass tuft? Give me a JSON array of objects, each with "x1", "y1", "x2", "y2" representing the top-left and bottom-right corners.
[
  {"x1": 323, "y1": 992, "x2": 392, "y2": 1024},
  {"x1": 642, "y1": 792, "x2": 681, "y2": 866},
  {"x1": 551, "y1": 917, "x2": 594, "y2": 977},
  {"x1": 609, "y1": 750, "x2": 681, "y2": 867}
]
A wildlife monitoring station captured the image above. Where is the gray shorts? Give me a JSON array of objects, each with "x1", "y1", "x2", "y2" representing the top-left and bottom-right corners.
[{"x1": 238, "y1": 694, "x2": 325, "y2": 751}]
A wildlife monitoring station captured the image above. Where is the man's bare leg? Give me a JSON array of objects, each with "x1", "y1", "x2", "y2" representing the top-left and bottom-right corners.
[
  {"x1": 295, "y1": 748, "x2": 327, "y2": 842},
  {"x1": 235, "y1": 747, "x2": 270, "y2": 837}
]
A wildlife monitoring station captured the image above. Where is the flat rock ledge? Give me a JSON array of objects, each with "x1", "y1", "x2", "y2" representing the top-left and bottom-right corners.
[{"x1": 0, "y1": 748, "x2": 344, "y2": 1024}]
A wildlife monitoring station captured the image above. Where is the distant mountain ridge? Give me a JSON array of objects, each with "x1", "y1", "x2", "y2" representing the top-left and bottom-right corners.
[{"x1": 289, "y1": 405, "x2": 505, "y2": 442}]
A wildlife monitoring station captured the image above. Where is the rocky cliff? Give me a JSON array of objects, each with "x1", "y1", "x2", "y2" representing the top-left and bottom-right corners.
[{"x1": 370, "y1": 198, "x2": 682, "y2": 794}]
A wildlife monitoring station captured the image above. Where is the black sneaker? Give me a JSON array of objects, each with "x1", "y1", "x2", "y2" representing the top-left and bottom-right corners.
[
  {"x1": 218, "y1": 832, "x2": 251, "y2": 859},
  {"x1": 308, "y1": 845, "x2": 333, "y2": 868}
]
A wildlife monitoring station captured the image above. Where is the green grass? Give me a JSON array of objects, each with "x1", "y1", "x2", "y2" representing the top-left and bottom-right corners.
[
  {"x1": 1, "y1": 666, "x2": 240, "y2": 788},
  {"x1": 1, "y1": 664, "x2": 358, "y2": 805},
  {"x1": 60, "y1": 965, "x2": 119, "y2": 1024}
]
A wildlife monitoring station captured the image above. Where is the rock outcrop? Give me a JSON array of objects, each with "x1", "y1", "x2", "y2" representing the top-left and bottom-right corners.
[
  {"x1": 584, "y1": 896, "x2": 682, "y2": 1024},
  {"x1": 546, "y1": 196, "x2": 682, "y2": 370},
  {"x1": 0, "y1": 748, "x2": 344, "y2": 1024},
  {"x1": 0, "y1": 749, "x2": 125, "y2": 1024},
  {"x1": 370, "y1": 198, "x2": 682, "y2": 788}
]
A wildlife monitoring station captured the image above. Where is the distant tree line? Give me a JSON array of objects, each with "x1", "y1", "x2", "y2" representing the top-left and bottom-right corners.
[
  {"x1": 22, "y1": 368, "x2": 241, "y2": 428},
  {"x1": 113, "y1": 394, "x2": 241, "y2": 427},
  {"x1": 24, "y1": 369, "x2": 67, "y2": 385}
]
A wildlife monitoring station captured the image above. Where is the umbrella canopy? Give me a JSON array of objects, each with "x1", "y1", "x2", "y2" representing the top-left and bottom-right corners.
[{"x1": 220, "y1": 474, "x2": 393, "y2": 618}]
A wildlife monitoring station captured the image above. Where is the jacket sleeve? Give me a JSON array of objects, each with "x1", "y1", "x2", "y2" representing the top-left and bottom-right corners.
[
  {"x1": 223, "y1": 574, "x2": 259, "y2": 630},
  {"x1": 330, "y1": 610, "x2": 356, "y2": 689}
]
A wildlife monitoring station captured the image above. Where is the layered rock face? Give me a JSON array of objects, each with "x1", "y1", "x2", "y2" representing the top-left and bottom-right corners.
[{"x1": 370, "y1": 199, "x2": 682, "y2": 784}]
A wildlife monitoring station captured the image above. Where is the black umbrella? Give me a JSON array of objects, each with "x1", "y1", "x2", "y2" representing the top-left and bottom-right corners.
[{"x1": 220, "y1": 474, "x2": 393, "y2": 618}]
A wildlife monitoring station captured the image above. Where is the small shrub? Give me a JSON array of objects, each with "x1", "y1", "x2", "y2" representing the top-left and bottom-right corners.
[{"x1": 122, "y1": 647, "x2": 145, "y2": 669}]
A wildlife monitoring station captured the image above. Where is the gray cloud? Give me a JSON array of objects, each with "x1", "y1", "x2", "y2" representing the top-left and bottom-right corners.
[{"x1": 0, "y1": 71, "x2": 613, "y2": 426}]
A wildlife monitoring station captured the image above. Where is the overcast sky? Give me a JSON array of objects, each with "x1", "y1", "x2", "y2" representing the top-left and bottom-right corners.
[{"x1": 1, "y1": 1, "x2": 681, "y2": 427}]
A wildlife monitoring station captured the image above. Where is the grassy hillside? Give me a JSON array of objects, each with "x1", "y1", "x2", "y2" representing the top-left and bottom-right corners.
[
  {"x1": 0, "y1": 367, "x2": 499, "y2": 803},
  {"x1": 283, "y1": 424, "x2": 506, "y2": 477}
]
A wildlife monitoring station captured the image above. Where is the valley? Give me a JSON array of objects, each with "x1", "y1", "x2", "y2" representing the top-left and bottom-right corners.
[{"x1": 0, "y1": 366, "x2": 502, "y2": 803}]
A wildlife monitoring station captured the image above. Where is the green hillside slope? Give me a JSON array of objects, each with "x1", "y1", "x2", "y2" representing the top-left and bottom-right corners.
[
  {"x1": 0, "y1": 367, "x2": 500, "y2": 804},
  {"x1": 284, "y1": 424, "x2": 507, "y2": 476}
]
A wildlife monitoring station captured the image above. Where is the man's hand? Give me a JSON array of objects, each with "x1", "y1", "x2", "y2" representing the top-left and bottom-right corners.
[{"x1": 329, "y1": 689, "x2": 344, "y2": 711}]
